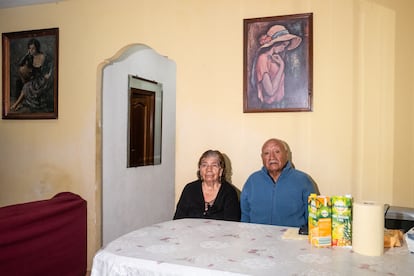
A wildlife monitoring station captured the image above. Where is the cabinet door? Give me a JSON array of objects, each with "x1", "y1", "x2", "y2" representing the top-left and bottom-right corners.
[{"x1": 129, "y1": 88, "x2": 155, "y2": 167}]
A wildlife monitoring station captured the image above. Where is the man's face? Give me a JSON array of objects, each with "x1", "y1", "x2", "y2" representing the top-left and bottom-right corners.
[{"x1": 261, "y1": 140, "x2": 288, "y2": 173}]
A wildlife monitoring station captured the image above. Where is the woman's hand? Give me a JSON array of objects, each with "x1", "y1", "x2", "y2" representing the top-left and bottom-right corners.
[{"x1": 271, "y1": 54, "x2": 284, "y2": 66}]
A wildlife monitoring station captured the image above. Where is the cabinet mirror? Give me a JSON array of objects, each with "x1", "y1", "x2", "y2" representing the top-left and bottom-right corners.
[{"x1": 127, "y1": 75, "x2": 162, "y2": 167}]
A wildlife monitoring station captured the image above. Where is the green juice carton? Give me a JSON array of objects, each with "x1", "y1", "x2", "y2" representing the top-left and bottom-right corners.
[
  {"x1": 308, "y1": 194, "x2": 332, "y2": 247},
  {"x1": 331, "y1": 195, "x2": 353, "y2": 246}
]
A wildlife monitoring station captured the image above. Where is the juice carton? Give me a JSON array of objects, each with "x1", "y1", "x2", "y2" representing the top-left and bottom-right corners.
[
  {"x1": 331, "y1": 195, "x2": 353, "y2": 246},
  {"x1": 308, "y1": 194, "x2": 332, "y2": 247}
]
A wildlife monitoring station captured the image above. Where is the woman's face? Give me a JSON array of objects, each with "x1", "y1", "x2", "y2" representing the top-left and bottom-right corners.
[
  {"x1": 272, "y1": 41, "x2": 290, "y2": 54},
  {"x1": 199, "y1": 156, "x2": 223, "y2": 183},
  {"x1": 28, "y1": 43, "x2": 38, "y2": 55}
]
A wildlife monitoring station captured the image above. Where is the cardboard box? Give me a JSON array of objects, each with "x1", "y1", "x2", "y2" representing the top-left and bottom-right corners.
[
  {"x1": 331, "y1": 195, "x2": 352, "y2": 246},
  {"x1": 308, "y1": 194, "x2": 332, "y2": 247}
]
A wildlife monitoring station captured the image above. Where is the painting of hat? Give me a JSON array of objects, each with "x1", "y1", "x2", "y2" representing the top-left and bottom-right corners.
[{"x1": 259, "y1": 25, "x2": 302, "y2": 50}]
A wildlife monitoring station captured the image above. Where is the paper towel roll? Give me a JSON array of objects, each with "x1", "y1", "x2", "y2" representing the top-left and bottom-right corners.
[{"x1": 352, "y1": 201, "x2": 384, "y2": 256}]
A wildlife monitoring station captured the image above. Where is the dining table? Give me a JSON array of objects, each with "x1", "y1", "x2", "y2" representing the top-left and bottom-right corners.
[{"x1": 91, "y1": 218, "x2": 414, "y2": 275}]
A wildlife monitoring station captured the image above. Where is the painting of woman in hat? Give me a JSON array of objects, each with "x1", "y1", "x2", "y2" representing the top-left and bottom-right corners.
[
  {"x1": 252, "y1": 25, "x2": 301, "y2": 109},
  {"x1": 244, "y1": 14, "x2": 312, "y2": 112}
]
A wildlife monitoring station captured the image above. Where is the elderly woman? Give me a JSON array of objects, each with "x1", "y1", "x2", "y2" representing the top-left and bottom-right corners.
[{"x1": 173, "y1": 150, "x2": 241, "y2": 221}]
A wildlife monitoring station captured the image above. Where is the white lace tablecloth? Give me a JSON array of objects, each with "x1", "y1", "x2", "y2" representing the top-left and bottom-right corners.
[{"x1": 91, "y1": 218, "x2": 414, "y2": 276}]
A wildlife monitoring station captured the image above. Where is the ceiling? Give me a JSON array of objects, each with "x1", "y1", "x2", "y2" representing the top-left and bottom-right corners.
[{"x1": 0, "y1": 0, "x2": 62, "y2": 9}]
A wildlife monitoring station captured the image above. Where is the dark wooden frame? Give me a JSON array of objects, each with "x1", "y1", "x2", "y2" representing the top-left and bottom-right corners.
[
  {"x1": 2, "y1": 28, "x2": 59, "y2": 119},
  {"x1": 243, "y1": 13, "x2": 313, "y2": 112}
]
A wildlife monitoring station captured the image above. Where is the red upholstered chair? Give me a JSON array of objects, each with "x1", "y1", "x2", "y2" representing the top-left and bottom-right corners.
[{"x1": 0, "y1": 192, "x2": 87, "y2": 276}]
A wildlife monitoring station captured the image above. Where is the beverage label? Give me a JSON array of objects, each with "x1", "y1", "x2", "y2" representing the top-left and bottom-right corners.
[
  {"x1": 308, "y1": 194, "x2": 332, "y2": 247},
  {"x1": 331, "y1": 195, "x2": 352, "y2": 246}
]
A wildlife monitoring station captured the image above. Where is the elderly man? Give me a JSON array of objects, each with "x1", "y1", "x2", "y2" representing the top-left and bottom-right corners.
[{"x1": 240, "y1": 138, "x2": 316, "y2": 227}]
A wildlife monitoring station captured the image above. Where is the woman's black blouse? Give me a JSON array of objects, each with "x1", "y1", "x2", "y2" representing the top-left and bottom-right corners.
[{"x1": 173, "y1": 180, "x2": 241, "y2": 222}]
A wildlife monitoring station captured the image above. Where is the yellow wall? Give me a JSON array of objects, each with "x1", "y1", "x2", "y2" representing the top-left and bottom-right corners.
[{"x1": 1, "y1": 0, "x2": 413, "y2": 271}]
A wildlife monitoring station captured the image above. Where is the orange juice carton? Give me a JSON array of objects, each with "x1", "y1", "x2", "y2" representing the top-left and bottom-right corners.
[
  {"x1": 308, "y1": 194, "x2": 332, "y2": 247},
  {"x1": 331, "y1": 195, "x2": 352, "y2": 247}
]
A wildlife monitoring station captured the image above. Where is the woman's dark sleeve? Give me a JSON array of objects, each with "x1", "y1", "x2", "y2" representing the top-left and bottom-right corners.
[
  {"x1": 41, "y1": 54, "x2": 53, "y2": 76},
  {"x1": 223, "y1": 183, "x2": 241, "y2": 221},
  {"x1": 173, "y1": 186, "x2": 189, "y2": 220}
]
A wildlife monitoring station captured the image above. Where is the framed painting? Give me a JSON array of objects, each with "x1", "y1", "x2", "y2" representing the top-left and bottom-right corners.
[
  {"x1": 2, "y1": 28, "x2": 59, "y2": 119},
  {"x1": 243, "y1": 13, "x2": 313, "y2": 112}
]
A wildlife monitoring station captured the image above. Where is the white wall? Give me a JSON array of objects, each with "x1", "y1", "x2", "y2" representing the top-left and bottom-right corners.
[{"x1": 102, "y1": 44, "x2": 176, "y2": 244}]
